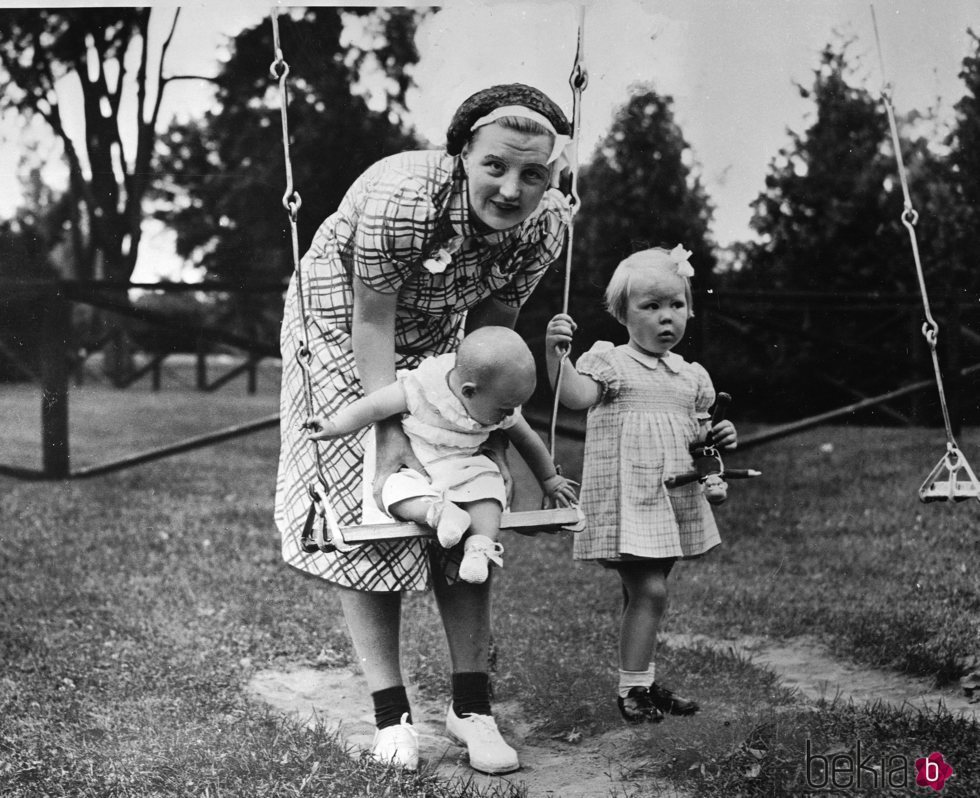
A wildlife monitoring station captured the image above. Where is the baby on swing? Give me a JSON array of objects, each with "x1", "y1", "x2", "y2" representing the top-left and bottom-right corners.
[{"x1": 306, "y1": 325, "x2": 578, "y2": 582}]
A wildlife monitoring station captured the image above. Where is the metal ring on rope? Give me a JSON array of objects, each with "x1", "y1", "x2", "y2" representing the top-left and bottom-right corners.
[{"x1": 283, "y1": 190, "x2": 302, "y2": 221}]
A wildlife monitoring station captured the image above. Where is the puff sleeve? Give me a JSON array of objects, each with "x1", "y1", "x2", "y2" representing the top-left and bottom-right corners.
[
  {"x1": 574, "y1": 341, "x2": 621, "y2": 403},
  {"x1": 690, "y1": 361, "x2": 717, "y2": 419}
]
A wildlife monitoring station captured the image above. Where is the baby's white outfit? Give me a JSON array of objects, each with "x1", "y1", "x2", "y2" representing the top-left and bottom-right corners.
[{"x1": 380, "y1": 353, "x2": 519, "y2": 516}]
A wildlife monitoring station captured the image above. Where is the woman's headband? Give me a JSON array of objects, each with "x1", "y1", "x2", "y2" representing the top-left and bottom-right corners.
[{"x1": 470, "y1": 105, "x2": 572, "y2": 165}]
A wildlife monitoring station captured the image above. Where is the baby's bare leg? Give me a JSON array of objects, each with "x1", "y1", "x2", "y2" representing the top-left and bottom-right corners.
[
  {"x1": 387, "y1": 496, "x2": 472, "y2": 547},
  {"x1": 383, "y1": 472, "x2": 471, "y2": 547},
  {"x1": 458, "y1": 499, "x2": 503, "y2": 543},
  {"x1": 387, "y1": 497, "x2": 436, "y2": 525}
]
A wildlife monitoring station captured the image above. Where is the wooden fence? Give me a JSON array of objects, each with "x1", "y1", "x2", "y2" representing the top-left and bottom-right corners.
[
  {"x1": 1, "y1": 280, "x2": 976, "y2": 480},
  {"x1": 0, "y1": 279, "x2": 284, "y2": 479}
]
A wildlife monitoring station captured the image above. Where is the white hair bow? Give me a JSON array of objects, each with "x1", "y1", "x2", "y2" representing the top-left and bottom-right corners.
[{"x1": 668, "y1": 245, "x2": 694, "y2": 277}]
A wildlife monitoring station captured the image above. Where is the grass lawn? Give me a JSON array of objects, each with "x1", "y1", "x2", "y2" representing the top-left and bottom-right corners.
[{"x1": 2, "y1": 376, "x2": 979, "y2": 796}]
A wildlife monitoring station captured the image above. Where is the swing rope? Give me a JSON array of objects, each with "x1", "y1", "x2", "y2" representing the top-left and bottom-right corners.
[
  {"x1": 270, "y1": 9, "x2": 345, "y2": 549},
  {"x1": 871, "y1": 6, "x2": 980, "y2": 502},
  {"x1": 549, "y1": 5, "x2": 589, "y2": 462}
]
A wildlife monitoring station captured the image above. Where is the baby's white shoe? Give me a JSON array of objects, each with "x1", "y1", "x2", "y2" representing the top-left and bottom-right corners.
[
  {"x1": 426, "y1": 498, "x2": 471, "y2": 548},
  {"x1": 458, "y1": 535, "x2": 504, "y2": 583}
]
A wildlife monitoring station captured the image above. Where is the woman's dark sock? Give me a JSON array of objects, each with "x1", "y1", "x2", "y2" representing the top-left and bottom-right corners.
[
  {"x1": 451, "y1": 671, "x2": 491, "y2": 716},
  {"x1": 372, "y1": 685, "x2": 412, "y2": 729}
]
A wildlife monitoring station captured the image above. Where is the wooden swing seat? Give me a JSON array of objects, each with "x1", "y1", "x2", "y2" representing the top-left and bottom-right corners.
[{"x1": 339, "y1": 507, "x2": 584, "y2": 544}]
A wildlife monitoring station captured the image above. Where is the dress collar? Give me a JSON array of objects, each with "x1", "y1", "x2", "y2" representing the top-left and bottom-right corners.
[{"x1": 620, "y1": 345, "x2": 685, "y2": 373}]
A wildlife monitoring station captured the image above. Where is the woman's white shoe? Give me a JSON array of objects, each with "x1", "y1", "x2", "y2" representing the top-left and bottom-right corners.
[
  {"x1": 445, "y1": 704, "x2": 519, "y2": 774},
  {"x1": 370, "y1": 713, "x2": 419, "y2": 771}
]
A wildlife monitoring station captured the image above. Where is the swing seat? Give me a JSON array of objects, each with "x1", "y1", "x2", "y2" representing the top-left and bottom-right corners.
[
  {"x1": 920, "y1": 481, "x2": 980, "y2": 503},
  {"x1": 918, "y1": 447, "x2": 980, "y2": 503},
  {"x1": 302, "y1": 504, "x2": 585, "y2": 552},
  {"x1": 340, "y1": 507, "x2": 585, "y2": 545}
]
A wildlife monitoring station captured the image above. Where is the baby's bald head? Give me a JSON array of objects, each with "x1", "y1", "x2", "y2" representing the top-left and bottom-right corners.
[{"x1": 454, "y1": 327, "x2": 537, "y2": 421}]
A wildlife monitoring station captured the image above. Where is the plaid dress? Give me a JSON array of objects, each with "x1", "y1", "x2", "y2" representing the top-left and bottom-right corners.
[
  {"x1": 574, "y1": 343, "x2": 721, "y2": 561},
  {"x1": 275, "y1": 150, "x2": 569, "y2": 591}
]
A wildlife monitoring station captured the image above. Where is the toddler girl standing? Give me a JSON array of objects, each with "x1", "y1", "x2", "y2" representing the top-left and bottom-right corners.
[{"x1": 544, "y1": 246, "x2": 737, "y2": 723}]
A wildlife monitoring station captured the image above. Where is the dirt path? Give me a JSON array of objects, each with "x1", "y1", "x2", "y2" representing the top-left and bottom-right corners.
[
  {"x1": 247, "y1": 635, "x2": 977, "y2": 797},
  {"x1": 247, "y1": 666, "x2": 685, "y2": 797},
  {"x1": 661, "y1": 633, "x2": 979, "y2": 722}
]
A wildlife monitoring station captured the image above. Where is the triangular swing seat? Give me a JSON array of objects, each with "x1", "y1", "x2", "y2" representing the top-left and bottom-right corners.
[{"x1": 918, "y1": 446, "x2": 980, "y2": 503}]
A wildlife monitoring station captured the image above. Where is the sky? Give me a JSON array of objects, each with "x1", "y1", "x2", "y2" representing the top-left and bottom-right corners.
[{"x1": 1, "y1": 0, "x2": 978, "y2": 279}]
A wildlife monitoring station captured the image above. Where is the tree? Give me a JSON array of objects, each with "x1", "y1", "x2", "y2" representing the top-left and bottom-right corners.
[
  {"x1": 0, "y1": 175, "x2": 67, "y2": 381},
  {"x1": 737, "y1": 43, "x2": 904, "y2": 293},
  {"x1": 719, "y1": 40, "x2": 975, "y2": 421},
  {"x1": 0, "y1": 9, "x2": 195, "y2": 282},
  {"x1": 575, "y1": 86, "x2": 716, "y2": 295},
  {"x1": 151, "y1": 7, "x2": 427, "y2": 287},
  {"x1": 947, "y1": 28, "x2": 980, "y2": 291},
  {"x1": 520, "y1": 86, "x2": 716, "y2": 352}
]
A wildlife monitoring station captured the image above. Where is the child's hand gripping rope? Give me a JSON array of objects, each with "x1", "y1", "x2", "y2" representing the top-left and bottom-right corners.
[{"x1": 545, "y1": 313, "x2": 576, "y2": 357}]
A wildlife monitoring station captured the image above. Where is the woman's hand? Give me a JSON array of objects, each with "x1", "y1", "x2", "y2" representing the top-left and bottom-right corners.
[
  {"x1": 545, "y1": 313, "x2": 577, "y2": 356},
  {"x1": 710, "y1": 420, "x2": 738, "y2": 450},
  {"x1": 373, "y1": 417, "x2": 427, "y2": 508}
]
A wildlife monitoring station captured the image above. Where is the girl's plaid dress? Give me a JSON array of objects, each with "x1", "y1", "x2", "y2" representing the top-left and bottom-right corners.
[
  {"x1": 275, "y1": 150, "x2": 569, "y2": 591},
  {"x1": 574, "y1": 342, "x2": 722, "y2": 562}
]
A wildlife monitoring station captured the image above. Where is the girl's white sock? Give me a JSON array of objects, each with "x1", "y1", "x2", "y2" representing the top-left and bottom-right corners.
[{"x1": 618, "y1": 668, "x2": 654, "y2": 698}]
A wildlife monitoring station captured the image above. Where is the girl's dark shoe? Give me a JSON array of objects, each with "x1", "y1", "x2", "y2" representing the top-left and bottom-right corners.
[
  {"x1": 648, "y1": 682, "x2": 700, "y2": 716},
  {"x1": 617, "y1": 686, "x2": 665, "y2": 724}
]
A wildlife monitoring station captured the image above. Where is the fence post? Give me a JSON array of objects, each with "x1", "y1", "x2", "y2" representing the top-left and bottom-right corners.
[{"x1": 40, "y1": 285, "x2": 70, "y2": 479}]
